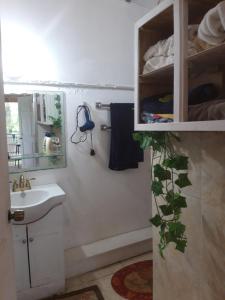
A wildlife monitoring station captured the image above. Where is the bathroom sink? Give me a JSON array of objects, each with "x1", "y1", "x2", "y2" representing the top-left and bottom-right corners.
[{"x1": 10, "y1": 184, "x2": 66, "y2": 224}]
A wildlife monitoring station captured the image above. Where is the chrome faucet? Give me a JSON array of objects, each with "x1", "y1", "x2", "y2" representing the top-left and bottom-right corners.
[{"x1": 11, "y1": 175, "x2": 36, "y2": 192}]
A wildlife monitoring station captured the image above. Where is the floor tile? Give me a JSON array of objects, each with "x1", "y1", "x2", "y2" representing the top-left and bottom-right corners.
[
  {"x1": 65, "y1": 252, "x2": 153, "y2": 299},
  {"x1": 78, "y1": 262, "x2": 122, "y2": 283},
  {"x1": 120, "y1": 252, "x2": 153, "y2": 267},
  {"x1": 97, "y1": 275, "x2": 124, "y2": 300}
]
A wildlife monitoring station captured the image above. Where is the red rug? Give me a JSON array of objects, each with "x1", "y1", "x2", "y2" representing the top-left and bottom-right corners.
[{"x1": 111, "y1": 260, "x2": 153, "y2": 300}]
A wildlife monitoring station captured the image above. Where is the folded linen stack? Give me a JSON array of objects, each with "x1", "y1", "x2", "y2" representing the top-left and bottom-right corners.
[
  {"x1": 143, "y1": 25, "x2": 208, "y2": 74},
  {"x1": 142, "y1": 112, "x2": 173, "y2": 123},
  {"x1": 189, "y1": 99, "x2": 225, "y2": 121},
  {"x1": 141, "y1": 94, "x2": 174, "y2": 123},
  {"x1": 143, "y1": 1, "x2": 225, "y2": 74},
  {"x1": 198, "y1": 1, "x2": 225, "y2": 45}
]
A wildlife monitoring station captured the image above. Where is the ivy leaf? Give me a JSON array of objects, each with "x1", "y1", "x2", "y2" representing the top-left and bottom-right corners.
[
  {"x1": 152, "y1": 181, "x2": 163, "y2": 196},
  {"x1": 140, "y1": 136, "x2": 152, "y2": 150},
  {"x1": 175, "y1": 239, "x2": 187, "y2": 253},
  {"x1": 166, "y1": 191, "x2": 187, "y2": 208},
  {"x1": 133, "y1": 132, "x2": 143, "y2": 142},
  {"x1": 165, "y1": 231, "x2": 173, "y2": 243},
  {"x1": 175, "y1": 174, "x2": 192, "y2": 188},
  {"x1": 160, "y1": 222, "x2": 166, "y2": 232},
  {"x1": 154, "y1": 164, "x2": 171, "y2": 181},
  {"x1": 162, "y1": 158, "x2": 176, "y2": 169},
  {"x1": 165, "y1": 190, "x2": 175, "y2": 203},
  {"x1": 163, "y1": 155, "x2": 189, "y2": 170},
  {"x1": 174, "y1": 156, "x2": 189, "y2": 170},
  {"x1": 133, "y1": 133, "x2": 152, "y2": 150},
  {"x1": 150, "y1": 214, "x2": 162, "y2": 227},
  {"x1": 174, "y1": 207, "x2": 182, "y2": 216},
  {"x1": 159, "y1": 244, "x2": 165, "y2": 258},
  {"x1": 168, "y1": 222, "x2": 186, "y2": 238},
  {"x1": 160, "y1": 205, "x2": 173, "y2": 216},
  {"x1": 173, "y1": 195, "x2": 187, "y2": 208}
]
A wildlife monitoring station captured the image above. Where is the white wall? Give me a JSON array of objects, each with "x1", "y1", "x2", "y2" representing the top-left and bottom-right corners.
[
  {"x1": 132, "y1": 0, "x2": 158, "y2": 9},
  {"x1": 1, "y1": 0, "x2": 154, "y2": 275},
  {"x1": 5, "y1": 84, "x2": 152, "y2": 250},
  {"x1": 0, "y1": 0, "x2": 154, "y2": 86}
]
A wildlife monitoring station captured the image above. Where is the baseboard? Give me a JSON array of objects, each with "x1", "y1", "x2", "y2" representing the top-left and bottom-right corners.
[{"x1": 65, "y1": 227, "x2": 152, "y2": 278}]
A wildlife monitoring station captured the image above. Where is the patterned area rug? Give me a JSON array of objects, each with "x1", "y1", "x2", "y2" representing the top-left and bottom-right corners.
[
  {"x1": 44, "y1": 286, "x2": 104, "y2": 300},
  {"x1": 111, "y1": 260, "x2": 153, "y2": 300}
]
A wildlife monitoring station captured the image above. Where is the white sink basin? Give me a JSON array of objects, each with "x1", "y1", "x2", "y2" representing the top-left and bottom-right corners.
[{"x1": 11, "y1": 184, "x2": 66, "y2": 224}]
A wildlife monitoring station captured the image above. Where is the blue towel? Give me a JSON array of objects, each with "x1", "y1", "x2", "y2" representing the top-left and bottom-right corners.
[
  {"x1": 141, "y1": 94, "x2": 173, "y2": 114},
  {"x1": 109, "y1": 103, "x2": 143, "y2": 171}
]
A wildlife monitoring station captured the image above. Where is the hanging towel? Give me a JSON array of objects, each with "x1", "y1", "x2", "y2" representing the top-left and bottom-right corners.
[
  {"x1": 109, "y1": 103, "x2": 143, "y2": 171},
  {"x1": 198, "y1": 1, "x2": 225, "y2": 45}
]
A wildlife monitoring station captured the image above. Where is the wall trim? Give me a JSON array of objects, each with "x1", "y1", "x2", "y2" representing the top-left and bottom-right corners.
[
  {"x1": 65, "y1": 227, "x2": 152, "y2": 278},
  {"x1": 4, "y1": 80, "x2": 134, "y2": 91}
]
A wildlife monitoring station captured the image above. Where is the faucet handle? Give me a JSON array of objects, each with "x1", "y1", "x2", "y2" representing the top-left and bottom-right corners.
[
  {"x1": 12, "y1": 179, "x2": 19, "y2": 192},
  {"x1": 25, "y1": 178, "x2": 36, "y2": 190}
]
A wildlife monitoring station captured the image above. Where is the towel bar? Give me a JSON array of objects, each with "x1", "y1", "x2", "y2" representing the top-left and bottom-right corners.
[
  {"x1": 96, "y1": 102, "x2": 134, "y2": 110},
  {"x1": 96, "y1": 102, "x2": 110, "y2": 110},
  {"x1": 101, "y1": 124, "x2": 111, "y2": 131}
]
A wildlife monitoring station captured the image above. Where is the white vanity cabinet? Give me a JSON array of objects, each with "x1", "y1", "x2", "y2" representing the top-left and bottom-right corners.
[
  {"x1": 12, "y1": 205, "x2": 65, "y2": 300},
  {"x1": 12, "y1": 225, "x2": 30, "y2": 292}
]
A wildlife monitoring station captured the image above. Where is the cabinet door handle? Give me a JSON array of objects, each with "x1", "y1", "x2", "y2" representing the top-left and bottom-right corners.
[
  {"x1": 29, "y1": 237, "x2": 34, "y2": 243},
  {"x1": 8, "y1": 210, "x2": 25, "y2": 222},
  {"x1": 22, "y1": 239, "x2": 27, "y2": 244}
]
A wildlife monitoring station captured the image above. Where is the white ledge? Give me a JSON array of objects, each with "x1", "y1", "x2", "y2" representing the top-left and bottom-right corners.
[
  {"x1": 4, "y1": 80, "x2": 134, "y2": 91},
  {"x1": 67, "y1": 226, "x2": 152, "y2": 259}
]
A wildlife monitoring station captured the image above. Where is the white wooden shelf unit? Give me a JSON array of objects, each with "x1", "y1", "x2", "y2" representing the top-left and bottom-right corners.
[{"x1": 135, "y1": 0, "x2": 225, "y2": 131}]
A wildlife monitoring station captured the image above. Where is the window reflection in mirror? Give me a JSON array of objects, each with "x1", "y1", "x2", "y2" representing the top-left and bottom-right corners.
[{"x1": 5, "y1": 92, "x2": 66, "y2": 173}]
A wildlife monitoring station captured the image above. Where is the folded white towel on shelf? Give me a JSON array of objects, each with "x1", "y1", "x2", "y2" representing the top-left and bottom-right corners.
[
  {"x1": 143, "y1": 35, "x2": 174, "y2": 63},
  {"x1": 142, "y1": 25, "x2": 204, "y2": 74},
  {"x1": 144, "y1": 25, "x2": 199, "y2": 63},
  {"x1": 198, "y1": 1, "x2": 225, "y2": 45},
  {"x1": 143, "y1": 56, "x2": 174, "y2": 74}
]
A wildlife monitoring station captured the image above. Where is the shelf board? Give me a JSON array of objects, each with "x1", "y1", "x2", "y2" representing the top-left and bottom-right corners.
[
  {"x1": 9, "y1": 153, "x2": 64, "y2": 161},
  {"x1": 37, "y1": 121, "x2": 53, "y2": 126},
  {"x1": 139, "y1": 43, "x2": 225, "y2": 80},
  {"x1": 139, "y1": 63, "x2": 174, "y2": 83},
  {"x1": 135, "y1": 120, "x2": 225, "y2": 132},
  {"x1": 188, "y1": 43, "x2": 225, "y2": 67}
]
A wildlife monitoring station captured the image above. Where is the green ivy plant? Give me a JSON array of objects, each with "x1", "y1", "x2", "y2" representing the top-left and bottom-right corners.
[
  {"x1": 49, "y1": 95, "x2": 62, "y2": 129},
  {"x1": 133, "y1": 132, "x2": 192, "y2": 258}
]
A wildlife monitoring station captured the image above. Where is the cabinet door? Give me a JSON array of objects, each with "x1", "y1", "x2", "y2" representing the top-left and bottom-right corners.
[
  {"x1": 28, "y1": 206, "x2": 64, "y2": 288},
  {"x1": 12, "y1": 226, "x2": 30, "y2": 292}
]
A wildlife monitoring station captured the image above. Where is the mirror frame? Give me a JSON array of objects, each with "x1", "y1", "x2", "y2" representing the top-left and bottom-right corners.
[{"x1": 5, "y1": 91, "x2": 67, "y2": 174}]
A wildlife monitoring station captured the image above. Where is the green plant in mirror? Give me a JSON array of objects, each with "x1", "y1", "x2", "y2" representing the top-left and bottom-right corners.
[
  {"x1": 49, "y1": 95, "x2": 62, "y2": 129},
  {"x1": 133, "y1": 132, "x2": 192, "y2": 258}
]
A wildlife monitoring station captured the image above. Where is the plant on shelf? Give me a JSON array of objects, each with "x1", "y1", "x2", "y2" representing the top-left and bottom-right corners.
[
  {"x1": 49, "y1": 95, "x2": 62, "y2": 129},
  {"x1": 133, "y1": 132, "x2": 192, "y2": 258}
]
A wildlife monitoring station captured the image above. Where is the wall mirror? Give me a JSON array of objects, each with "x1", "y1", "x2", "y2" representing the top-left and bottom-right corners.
[{"x1": 5, "y1": 91, "x2": 66, "y2": 173}]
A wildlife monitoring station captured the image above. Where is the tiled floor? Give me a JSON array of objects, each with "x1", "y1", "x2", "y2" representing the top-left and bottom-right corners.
[{"x1": 66, "y1": 252, "x2": 153, "y2": 300}]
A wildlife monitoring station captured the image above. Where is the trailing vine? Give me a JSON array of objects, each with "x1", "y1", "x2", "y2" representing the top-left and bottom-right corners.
[
  {"x1": 49, "y1": 95, "x2": 62, "y2": 129},
  {"x1": 133, "y1": 132, "x2": 192, "y2": 258}
]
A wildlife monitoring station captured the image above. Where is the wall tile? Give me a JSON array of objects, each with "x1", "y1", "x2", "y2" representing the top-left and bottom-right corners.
[{"x1": 153, "y1": 132, "x2": 225, "y2": 300}]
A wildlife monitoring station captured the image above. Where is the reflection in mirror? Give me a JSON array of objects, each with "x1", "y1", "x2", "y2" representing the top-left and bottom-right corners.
[{"x1": 5, "y1": 92, "x2": 66, "y2": 173}]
